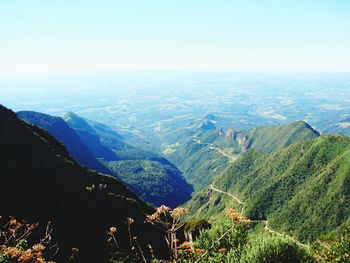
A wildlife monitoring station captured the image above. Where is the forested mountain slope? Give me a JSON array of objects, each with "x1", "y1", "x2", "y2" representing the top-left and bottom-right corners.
[
  {"x1": 105, "y1": 159, "x2": 193, "y2": 208},
  {"x1": 169, "y1": 120, "x2": 319, "y2": 190},
  {"x1": 65, "y1": 111, "x2": 193, "y2": 207},
  {"x1": 17, "y1": 111, "x2": 113, "y2": 175},
  {"x1": 63, "y1": 111, "x2": 119, "y2": 161},
  {"x1": 187, "y1": 134, "x2": 350, "y2": 242},
  {"x1": 19, "y1": 110, "x2": 192, "y2": 207},
  {"x1": 0, "y1": 105, "x2": 166, "y2": 262}
]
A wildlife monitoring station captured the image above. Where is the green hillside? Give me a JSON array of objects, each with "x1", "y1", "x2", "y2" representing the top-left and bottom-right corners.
[
  {"x1": 187, "y1": 134, "x2": 350, "y2": 242},
  {"x1": 245, "y1": 121, "x2": 320, "y2": 153},
  {"x1": 0, "y1": 105, "x2": 166, "y2": 262},
  {"x1": 168, "y1": 120, "x2": 319, "y2": 190},
  {"x1": 30, "y1": 110, "x2": 193, "y2": 207},
  {"x1": 17, "y1": 111, "x2": 113, "y2": 175},
  {"x1": 63, "y1": 112, "x2": 119, "y2": 161},
  {"x1": 64, "y1": 111, "x2": 165, "y2": 161},
  {"x1": 105, "y1": 159, "x2": 193, "y2": 208}
]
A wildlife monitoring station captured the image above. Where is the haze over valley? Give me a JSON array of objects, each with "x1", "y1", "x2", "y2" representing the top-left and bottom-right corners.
[{"x1": 1, "y1": 1, "x2": 350, "y2": 262}]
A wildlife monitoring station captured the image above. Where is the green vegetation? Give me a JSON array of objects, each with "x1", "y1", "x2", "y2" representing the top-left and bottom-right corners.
[
  {"x1": 238, "y1": 234, "x2": 313, "y2": 263},
  {"x1": 63, "y1": 111, "x2": 119, "y2": 161},
  {"x1": 105, "y1": 159, "x2": 193, "y2": 207},
  {"x1": 17, "y1": 111, "x2": 113, "y2": 175},
  {"x1": 313, "y1": 225, "x2": 350, "y2": 262},
  {"x1": 169, "y1": 138, "x2": 231, "y2": 190},
  {"x1": 4, "y1": 104, "x2": 350, "y2": 261},
  {"x1": 169, "y1": 120, "x2": 319, "y2": 190},
  {"x1": 141, "y1": 207, "x2": 314, "y2": 263},
  {"x1": 20, "y1": 110, "x2": 193, "y2": 208},
  {"x1": 187, "y1": 134, "x2": 350, "y2": 243},
  {"x1": 0, "y1": 105, "x2": 166, "y2": 262},
  {"x1": 245, "y1": 121, "x2": 319, "y2": 153}
]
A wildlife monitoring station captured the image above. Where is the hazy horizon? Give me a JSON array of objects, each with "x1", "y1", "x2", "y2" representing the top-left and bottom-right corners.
[{"x1": 1, "y1": 1, "x2": 350, "y2": 74}]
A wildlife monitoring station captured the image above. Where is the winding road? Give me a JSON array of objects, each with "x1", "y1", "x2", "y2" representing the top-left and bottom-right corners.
[
  {"x1": 209, "y1": 184, "x2": 309, "y2": 248},
  {"x1": 210, "y1": 184, "x2": 244, "y2": 205},
  {"x1": 192, "y1": 137, "x2": 237, "y2": 161},
  {"x1": 192, "y1": 135, "x2": 308, "y2": 248}
]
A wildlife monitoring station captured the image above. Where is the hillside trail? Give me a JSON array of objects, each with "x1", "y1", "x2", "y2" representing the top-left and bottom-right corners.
[
  {"x1": 192, "y1": 137, "x2": 237, "y2": 161},
  {"x1": 191, "y1": 136, "x2": 308, "y2": 248},
  {"x1": 209, "y1": 184, "x2": 309, "y2": 248}
]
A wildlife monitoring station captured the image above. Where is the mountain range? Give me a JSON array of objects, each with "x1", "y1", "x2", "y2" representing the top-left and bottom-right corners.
[
  {"x1": 168, "y1": 120, "x2": 319, "y2": 190},
  {"x1": 18, "y1": 110, "x2": 192, "y2": 208},
  {"x1": 4, "y1": 102, "x2": 350, "y2": 260},
  {"x1": 0, "y1": 105, "x2": 166, "y2": 262},
  {"x1": 17, "y1": 111, "x2": 113, "y2": 175},
  {"x1": 187, "y1": 134, "x2": 350, "y2": 242}
]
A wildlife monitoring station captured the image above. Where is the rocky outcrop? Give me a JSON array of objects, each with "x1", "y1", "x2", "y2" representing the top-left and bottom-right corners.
[
  {"x1": 225, "y1": 128, "x2": 237, "y2": 140},
  {"x1": 236, "y1": 135, "x2": 247, "y2": 152},
  {"x1": 216, "y1": 128, "x2": 225, "y2": 136}
]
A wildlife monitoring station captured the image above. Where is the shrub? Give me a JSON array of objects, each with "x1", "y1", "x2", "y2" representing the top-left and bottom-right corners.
[
  {"x1": 194, "y1": 210, "x2": 250, "y2": 261},
  {"x1": 313, "y1": 226, "x2": 350, "y2": 262},
  {"x1": 238, "y1": 234, "x2": 313, "y2": 263}
]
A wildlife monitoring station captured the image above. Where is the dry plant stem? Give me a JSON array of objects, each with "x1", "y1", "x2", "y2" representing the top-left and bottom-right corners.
[
  {"x1": 16, "y1": 224, "x2": 37, "y2": 241},
  {"x1": 109, "y1": 233, "x2": 120, "y2": 249},
  {"x1": 134, "y1": 237, "x2": 147, "y2": 263},
  {"x1": 127, "y1": 218, "x2": 147, "y2": 263},
  {"x1": 145, "y1": 206, "x2": 190, "y2": 262},
  {"x1": 127, "y1": 224, "x2": 133, "y2": 249}
]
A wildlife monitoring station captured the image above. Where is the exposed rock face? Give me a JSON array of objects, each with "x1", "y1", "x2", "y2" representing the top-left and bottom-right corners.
[
  {"x1": 225, "y1": 128, "x2": 237, "y2": 140},
  {"x1": 216, "y1": 128, "x2": 225, "y2": 136},
  {"x1": 236, "y1": 135, "x2": 247, "y2": 152}
]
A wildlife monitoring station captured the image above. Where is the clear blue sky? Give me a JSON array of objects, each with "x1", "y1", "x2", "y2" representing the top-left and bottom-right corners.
[{"x1": 0, "y1": 0, "x2": 349, "y2": 73}]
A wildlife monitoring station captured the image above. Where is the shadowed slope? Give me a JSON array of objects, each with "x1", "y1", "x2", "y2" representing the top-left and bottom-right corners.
[{"x1": 0, "y1": 105, "x2": 166, "y2": 262}]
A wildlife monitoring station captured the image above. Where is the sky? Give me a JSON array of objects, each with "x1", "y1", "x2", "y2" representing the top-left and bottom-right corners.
[{"x1": 0, "y1": 0, "x2": 350, "y2": 73}]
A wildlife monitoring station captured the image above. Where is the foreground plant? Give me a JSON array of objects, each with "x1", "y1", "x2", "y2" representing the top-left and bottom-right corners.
[
  {"x1": 313, "y1": 226, "x2": 350, "y2": 262},
  {"x1": 108, "y1": 217, "x2": 149, "y2": 263},
  {"x1": 193, "y1": 209, "x2": 250, "y2": 262},
  {"x1": 0, "y1": 215, "x2": 58, "y2": 263},
  {"x1": 107, "y1": 207, "x2": 317, "y2": 262},
  {"x1": 146, "y1": 205, "x2": 190, "y2": 261}
]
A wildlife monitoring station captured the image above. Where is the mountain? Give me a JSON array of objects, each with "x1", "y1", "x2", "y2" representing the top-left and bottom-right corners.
[
  {"x1": 63, "y1": 112, "x2": 119, "y2": 161},
  {"x1": 244, "y1": 121, "x2": 320, "y2": 153},
  {"x1": 87, "y1": 119, "x2": 127, "y2": 150},
  {"x1": 25, "y1": 110, "x2": 192, "y2": 207},
  {"x1": 187, "y1": 134, "x2": 350, "y2": 242},
  {"x1": 0, "y1": 105, "x2": 166, "y2": 262},
  {"x1": 105, "y1": 159, "x2": 193, "y2": 208},
  {"x1": 64, "y1": 111, "x2": 129, "y2": 152},
  {"x1": 168, "y1": 120, "x2": 319, "y2": 190},
  {"x1": 17, "y1": 111, "x2": 112, "y2": 175},
  {"x1": 63, "y1": 111, "x2": 97, "y2": 135},
  {"x1": 198, "y1": 120, "x2": 216, "y2": 130}
]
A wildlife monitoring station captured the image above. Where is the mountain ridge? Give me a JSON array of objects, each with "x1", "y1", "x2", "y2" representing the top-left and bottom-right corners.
[
  {"x1": 168, "y1": 120, "x2": 320, "y2": 190},
  {"x1": 17, "y1": 110, "x2": 113, "y2": 175},
  {"x1": 0, "y1": 105, "x2": 166, "y2": 262},
  {"x1": 186, "y1": 134, "x2": 350, "y2": 242}
]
